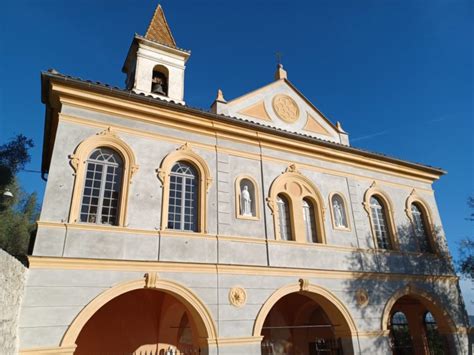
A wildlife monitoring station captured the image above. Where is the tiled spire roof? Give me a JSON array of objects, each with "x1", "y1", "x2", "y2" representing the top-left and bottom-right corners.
[{"x1": 144, "y1": 4, "x2": 177, "y2": 48}]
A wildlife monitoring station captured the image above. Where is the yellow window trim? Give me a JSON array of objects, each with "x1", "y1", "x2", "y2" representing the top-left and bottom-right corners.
[
  {"x1": 68, "y1": 127, "x2": 139, "y2": 227},
  {"x1": 363, "y1": 181, "x2": 399, "y2": 250},
  {"x1": 405, "y1": 189, "x2": 440, "y2": 255},
  {"x1": 267, "y1": 164, "x2": 326, "y2": 244},
  {"x1": 157, "y1": 142, "x2": 212, "y2": 233}
]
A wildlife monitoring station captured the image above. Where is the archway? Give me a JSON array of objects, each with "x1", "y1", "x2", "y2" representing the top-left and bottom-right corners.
[
  {"x1": 383, "y1": 288, "x2": 458, "y2": 355},
  {"x1": 255, "y1": 283, "x2": 357, "y2": 354},
  {"x1": 61, "y1": 278, "x2": 217, "y2": 354}
]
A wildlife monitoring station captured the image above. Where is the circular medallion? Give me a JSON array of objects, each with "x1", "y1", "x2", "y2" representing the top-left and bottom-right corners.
[
  {"x1": 355, "y1": 288, "x2": 369, "y2": 308},
  {"x1": 272, "y1": 94, "x2": 300, "y2": 123},
  {"x1": 228, "y1": 287, "x2": 247, "y2": 308}
]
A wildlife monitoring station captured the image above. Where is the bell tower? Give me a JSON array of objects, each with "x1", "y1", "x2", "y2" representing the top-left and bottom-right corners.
[{"x1": 122, "y1": 4, "x2": 190, "y2": 104}]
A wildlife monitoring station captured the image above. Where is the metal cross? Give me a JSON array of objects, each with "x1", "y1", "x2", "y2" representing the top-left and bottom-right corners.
[{"x1": 275, "y1": 51, "x2": 283, "y2": 65}]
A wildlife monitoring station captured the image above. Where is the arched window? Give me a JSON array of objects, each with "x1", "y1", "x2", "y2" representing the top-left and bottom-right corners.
[
  {"x1": 79, "y1": 147, "x2": 123, "y2": 225},
  {"x1": 411, "y1": 203, "x2": 432, "y2": 253},
  {"x1": 167, "y1": 161, "x2": 199, "y2": 232},
  {"x1": 277, "y1": 194, "x2": 292, "y2": 241},
  {"x1": 370, "y1": 196, "x2": 392, "y2": 250},
  {"x1": 390, "y1": 311, "x2": 413, "y2": 353},
  {"x1": 330, "y1": 194, "x2": 349, "y2": 230},
  {"x1": 268, "y1": 165, "x2": 326, "y2": 243},
  {"x1": 302, "y1": 199, "x2": 318, "y2": 243},
  {"x1": 423, "y1": 312, "x2": 444, "y2": 353}
]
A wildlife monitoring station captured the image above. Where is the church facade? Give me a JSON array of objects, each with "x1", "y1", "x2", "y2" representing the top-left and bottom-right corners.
[{"x1": 19, "y1": 5, "x2": 468, "y2": 355}]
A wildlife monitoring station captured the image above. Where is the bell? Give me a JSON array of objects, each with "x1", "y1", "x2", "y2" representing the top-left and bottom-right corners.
[{"x1": 152, "y1": 82, "x2": 166, "y2": 95}]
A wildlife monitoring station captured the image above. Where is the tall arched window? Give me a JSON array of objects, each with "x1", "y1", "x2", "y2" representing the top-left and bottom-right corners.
[
  {"x1": 370, "y1": 196, "x2": 392, "y2": 250},
  {"x1": 168, "y1": 161, "x2": 199, "y2": 232},
  {"x1": 80, "y1": 147, "x2": 123, "y2": 225},
  {"x1": 423, "y1": 312, "x2": 444, "y2": 353},
  {"x1": 277, "y1": 194, "x2": 292, "y2": 241},
  {"x1": 411, "y1": 203, "x2": 432, "y2": 253},
  {"x1": 390, "y1": 311, "x2": 413, "y2": 354},
  {"x1": 302, "y1": 199, "x2": 318, "y2": 243}
]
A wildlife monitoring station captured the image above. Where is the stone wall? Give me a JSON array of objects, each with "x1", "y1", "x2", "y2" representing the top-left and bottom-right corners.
[{"x1": 0, "y1": 249, "x2": 27, "y2": 354}]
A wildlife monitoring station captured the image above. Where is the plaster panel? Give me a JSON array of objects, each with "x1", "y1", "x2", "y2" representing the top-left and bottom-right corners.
[
  {"x1": 22, "y1": 286, "x2": 107, "y2": 307},
  {"x1": 218, "y1": 240, "x2": 268, "y2": 266},
  {"x1": 19, "y1": 326, "x2": 68, "y2": 349},
  {"x1": 159, "y1": 235, "x2": 217, "y2": 263}
]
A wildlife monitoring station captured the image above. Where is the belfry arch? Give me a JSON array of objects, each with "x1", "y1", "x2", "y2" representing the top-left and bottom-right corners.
[
  {"x1": 60, "y1": 277, "x2": 217, "y2": 354},
  {"x1": 254, "y1": 282, "x2": 357, "y2": 354}
]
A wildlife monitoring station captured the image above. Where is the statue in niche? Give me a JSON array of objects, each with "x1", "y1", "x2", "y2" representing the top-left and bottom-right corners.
[
  {"x1": 240, "y1": 185, "x2": 252, "y2": 216},
  {"x1": 151, "y1": 71, "x2": 168, "y2": 96},
  {"x1": 333, "y1": 198, "x2": 346, "y2": 227}
]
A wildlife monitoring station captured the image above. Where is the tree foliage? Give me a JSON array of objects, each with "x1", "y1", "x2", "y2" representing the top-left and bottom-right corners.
[
  {"x1": 0, "y1": 135, "x2": 38, "y2": 262},
  {"x1": 458, "y1": 196, "x2": 474, "y2": 279},
  {"x1": 0, "y1": 134, "x2": 34, "y2": 189},
  {"x1": 0, "y1": 179, "x2": 39, "y2": 262}
]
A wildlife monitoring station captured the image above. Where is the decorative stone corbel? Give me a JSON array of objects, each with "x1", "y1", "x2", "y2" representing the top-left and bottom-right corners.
[
  {"x1": 69, "y1": 153, "x2": 81, "y2": 173},
  {"x1": 144, "y1": 272, "x2": 159, "y2": 288},
  {"x1": 266, "y1": 197, "x2": 276, "y2": 215},
  {"x1": 285, "y1": 163, "x2": 300, "y2": 174},
  {"x1": 299, "y1": 278, "x2": 310, "y2": 291}
]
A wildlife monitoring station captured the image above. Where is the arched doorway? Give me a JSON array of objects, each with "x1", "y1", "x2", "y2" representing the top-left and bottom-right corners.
[
  {"x1": 60, "y1": 278, "x2": 217, "y2": 355},
  {"x1": 75, "y1": 289, "x2": 200, "y2": 354},
  {"x1": 255, "y1": 284, "x2": 356, "y2": 355},
  {"x1": 386, "y1": 294, "x2": 456, "y2": 355}
]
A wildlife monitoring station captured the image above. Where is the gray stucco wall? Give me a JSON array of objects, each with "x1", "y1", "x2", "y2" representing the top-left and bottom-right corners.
[
  {"x1": 19, "y1": 102, "x2": 468, "y2": 353},
  {"x1": 0, "y1": 249, "x2": 28, "y2": 355}
]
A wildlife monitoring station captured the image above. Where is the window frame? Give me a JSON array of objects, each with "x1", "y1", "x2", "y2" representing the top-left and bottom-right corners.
[
  {"x1": 405, "y1": 191, "x2": 438, "y2": 254},
  {"x1": 268, "y1": 164, "x2": 326, "y2": 244},
  {"x1": 68, "y1": 128, "x2": 139, "y2": 227},
  {"x1": 328, "y1": 192, "x2": 351, "y2": 231},
  {"x1": 79, "y1": 147, "x2": 123, "y2": 225},
  {"x1": 157, "y1": 143, "x2": 212, "y2": 234},
  {"x1": 363, "y1": 182, "x2": 398, "y2": 251}
]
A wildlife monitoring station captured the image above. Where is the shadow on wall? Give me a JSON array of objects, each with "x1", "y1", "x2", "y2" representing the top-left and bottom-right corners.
[{"x1": 342, "y1": 223, "x2": 469, "y2": 352}]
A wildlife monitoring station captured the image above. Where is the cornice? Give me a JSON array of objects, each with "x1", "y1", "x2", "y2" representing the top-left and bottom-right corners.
[{"x1": 41, "y1": 72, "x2": 445, "y2": 183}]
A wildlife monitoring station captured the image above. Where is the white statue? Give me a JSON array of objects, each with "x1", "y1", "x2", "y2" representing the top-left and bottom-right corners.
[
  {"x1": 333, "y1": 199, "x2": 345, "y2": 227},
  {"x1": 241, "y1": 185, "x2": 252, "y2": 216}
]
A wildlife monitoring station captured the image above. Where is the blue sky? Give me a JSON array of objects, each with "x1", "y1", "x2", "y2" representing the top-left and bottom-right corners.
[{"x1": 1, "y1": 0, "x2": 472, "y2": 263}]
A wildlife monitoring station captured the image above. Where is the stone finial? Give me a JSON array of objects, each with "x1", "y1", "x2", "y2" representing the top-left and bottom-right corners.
[
  {"x1": 216, "y1": 88, "x2": 226, "y2": 102},
  {"x1": 336, "y1": 121, "x2": 346, "y2": 133},
  {"x1": 274, "y1": 64, "x2": 287, "y2": 80}
]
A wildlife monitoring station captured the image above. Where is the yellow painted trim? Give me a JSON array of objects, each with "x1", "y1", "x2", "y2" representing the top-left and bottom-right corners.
[
  {"x1": 405, "y1": 189, "x2": 440, "y2": 255},
  {"x1": 19, "y1": 346, "x2": 76, "y2": 355},
  {"x1": 381, "y1": 284, "x2": 457, "y2": 334},
  {"x1": 28, "y1": 256, "x2": 458, "y2": 282},
  {"x1": 60, "y1": 277, "x2": 217, "y2": 347},
  {"x1": 235, "y1": 175, "x2": 260, "y2": 220},
  {"x1": 59, "y1": 113, "x2": 437, "y2": 192},
  {"x1": 67, "y1": 127, "x2": 138, "y2": 227},
  {"x1": 268, "y1": 165, "x2": 326, "y2": 243},
  {"x1": 253, "y1": 282, "x2": 357, "y2": 337},
  {"x1": 217, "y1": 336, "x2": 264, "y2": 346},
  {"x1": 157, "y1": 142, "x2": 212, "y2": 233},
  {"x1": 303, "y1": 112, "x2": 332, "y2": 137},
  {"x1": 328, "y1": 192, "x2": 352, "y2": 232},
  {"x1": 363, "y1": 182, "x2": 399, "y2": 250},
  {"x1": 238, "y1": 101, "x2": 272, "y2": 121},
  {"x1": 52, "y1": 85, "x2": 442, "y2": 183}
]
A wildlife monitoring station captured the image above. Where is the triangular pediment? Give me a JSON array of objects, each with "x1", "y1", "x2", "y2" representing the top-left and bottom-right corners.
[{"x1": 216, "y1": 79, "x2": 346, "y2": 144}]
